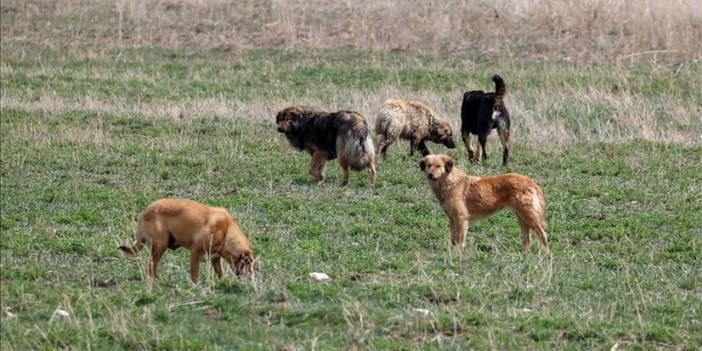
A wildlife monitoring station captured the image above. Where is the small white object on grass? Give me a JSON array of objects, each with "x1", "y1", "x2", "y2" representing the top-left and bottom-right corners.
[
  {"x1": 309, "y1": 272, "x2": 331, "y2": 281},
  {"x1": 54, "y1": 309, "x2": 70, "y2": 317},
  {"x1": 413, "y1": 308, "x2": 431, "y2": 316},
  {"x1": 50, "y1": 308, "x2": 70, "y2": 322}
]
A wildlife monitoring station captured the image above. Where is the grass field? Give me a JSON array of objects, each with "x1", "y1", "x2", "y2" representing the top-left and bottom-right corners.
[
  {"x1": 2, "y1": 0, "x2": 702, "y2": 348},
  {"x1": 1, "y1": 45, "x2": 701, "y2": 350}
]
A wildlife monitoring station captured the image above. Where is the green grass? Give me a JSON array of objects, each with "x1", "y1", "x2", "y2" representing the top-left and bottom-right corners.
[
  {"x1": 2, "y1": 47, "x2": 700, "y2": 103},
  {"x1": 1, "y1": 47, "x2": 701, "y2": 350}
]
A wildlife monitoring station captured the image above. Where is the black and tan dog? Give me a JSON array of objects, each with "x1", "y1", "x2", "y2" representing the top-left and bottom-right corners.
[
  {"x1": 119, "y1": 199, "x2": 256, "y2": 288},
  {"x1": 375, "y1": 99, "x2": 456, "y2": 158},
  {"x1": 276, "y1": 106, "x2": 377, "y2": 188},
  {"x1": 461, "y1": 75, "x2": 511, "y2": 166},
  {"x1": 420, "y1": 154, "x2": 548, "y2": 250}
]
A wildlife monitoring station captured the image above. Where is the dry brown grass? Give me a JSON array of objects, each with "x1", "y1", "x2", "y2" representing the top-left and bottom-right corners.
[
  {"x1": 3, "y1": 87, "x2": 700, "y2": 147},
  {"x1": 2, "y1": 0, "x2": 701, "y2": 61}
]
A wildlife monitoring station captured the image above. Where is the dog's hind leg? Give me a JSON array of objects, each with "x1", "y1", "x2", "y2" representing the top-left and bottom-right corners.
[
  {"x1": 368, "y1": 161, "x2": 377, "y2": 189},
  {"x1": 338, "y1": 154, "x2": 350, "y2": 186},
  {"x1": 516, "y1": 216, "x2": 532, "y2": 249},
  {"x1": 462, "y1": 131, "x2": 477, "y2": 162},
  {"x1": 516, "y1": 205, "x2": 549, "y2": 251},
  {"x1": 478, "y1": 134, "x2": 489, "y2": 161},
  {"x1": 497, "y1": 124, "x2": 510, "y2": 166},
  {"x1": 147, "y1": 240, "x2": 167, "y2": 287}
]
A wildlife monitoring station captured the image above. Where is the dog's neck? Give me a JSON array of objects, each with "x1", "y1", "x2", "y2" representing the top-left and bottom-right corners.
[
  {"x1": 428, "y1": 168, "x2": 468, "y2": 201},
  {"x1": 223, "y1": 230, "x2": 251, "y2": 256}
]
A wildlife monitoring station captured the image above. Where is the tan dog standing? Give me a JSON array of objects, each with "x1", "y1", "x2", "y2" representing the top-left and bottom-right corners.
[
  {"x1": 375, "y1": 99, "x2": 456, "y2": 158},
  {"x1": 119, "y1": 199, "x2": 255, "y2": 287},
  {"x1": 419, "y1": 154, "x2": 549, "y2": 250}
]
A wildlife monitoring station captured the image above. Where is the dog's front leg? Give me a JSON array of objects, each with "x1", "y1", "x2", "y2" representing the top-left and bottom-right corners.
[
  {"x1": 308, "y1": 150, "x2": 327, "y2": 183},
  {"x1": 212, "y1": 257, "x2": 225, "y2": 278},
  {"x1": 409, "y1": 140, "x2": 417, "y2": 156},
  {"x1": 417, "y1": 140, "x2": 431, "y2": 156},
  {"x1": 462, "y1": 131, "x2": 476, "y2": 162},
  {"x1": 377, "y1": 137, "x2": 390, "y2": 159},
  {"x1": 190, "y1": 250, "x2": 203, "y2": 284},
  {"x1": 448, "y1": 216, "x2": 468, "y2": 247}
]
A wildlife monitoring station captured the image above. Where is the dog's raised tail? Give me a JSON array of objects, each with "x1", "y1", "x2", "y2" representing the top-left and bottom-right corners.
[
  {"x1": 492, "y1": 75, "x2": 506, "y2": 98},
  {"x1": 119, "y1": 238, "x2": 145, "y2": 255}
]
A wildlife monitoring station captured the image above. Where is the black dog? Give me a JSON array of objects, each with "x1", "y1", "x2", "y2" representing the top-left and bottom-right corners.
[
  {"x1": 275, "y1": 106, "x2": 377, "y2": 188},
  {"x1": 460, "y1": 75, "x2": 511, "y2": 166}
]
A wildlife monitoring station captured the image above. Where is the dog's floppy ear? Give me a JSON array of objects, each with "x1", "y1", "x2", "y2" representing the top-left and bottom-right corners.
[
  {"x1": 442, "y1": 155, "x2": 454, "y2": 173},
  {"x1": 419, "y1": 158, "x2": 427, "y2": 171},
  {"x1": 289, "y1": 106, "x2": 306, "y2": 119}
]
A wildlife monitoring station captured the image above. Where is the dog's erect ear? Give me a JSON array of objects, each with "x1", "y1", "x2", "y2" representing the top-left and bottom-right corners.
[
  {"x1": 419, "y1": 158, "x2": 427, "y2": 171},
  {"x1": 442, "y1": 155, "x2": 454, "y2": 173}
]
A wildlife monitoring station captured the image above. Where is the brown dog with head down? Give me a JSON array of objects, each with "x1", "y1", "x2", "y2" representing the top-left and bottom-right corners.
[
  {"x1": 419, "y1": 154, "x2": 548, "y2": 250},
  {"x1": 119, "y1": 199, "x2": 255, "y2": 287},
  {"x1": 375, "y1": 99, "x2": 456, "y2": 158}
]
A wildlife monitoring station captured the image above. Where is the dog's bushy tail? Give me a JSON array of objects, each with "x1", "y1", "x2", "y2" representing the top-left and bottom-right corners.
[
  {"x1": 536, "y1": 186, "x2": 548, "y2": 231},
  {"x1": 342, "y1": 122, "x2": 376, "y2": 171},
  {"x1": 119, "y1": 238, "x2": 145, "y2": 255},
  {"x1": 492, "y1": 75, "x2": 506, "y2": 99}
]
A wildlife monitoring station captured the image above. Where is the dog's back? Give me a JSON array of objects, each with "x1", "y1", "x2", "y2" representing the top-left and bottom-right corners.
[
  {"x1": 120, "y1": 199, "x2": 212, "y2": 255},
  {"x1": 461, "y1": 90, "x2": 493, "y2": 135},
  {"x1": 375, "y1": 99, "x2": 436, "y2": 137},
  {"x1": 296, "y1": 112, "x2": 340, "y2": 157},
  {"x1": 460, "y1": 75, "x2": 508, "y2": 135},
  {"x1": 292, "y1": 110, "x2": 373, "y2": 165}
]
